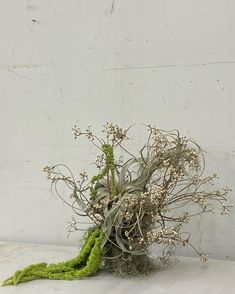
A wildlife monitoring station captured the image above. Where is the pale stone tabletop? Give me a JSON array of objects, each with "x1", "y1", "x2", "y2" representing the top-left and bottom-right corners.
[{"x1": 0, "y1": 241, "x2": 235, "y2": 294}]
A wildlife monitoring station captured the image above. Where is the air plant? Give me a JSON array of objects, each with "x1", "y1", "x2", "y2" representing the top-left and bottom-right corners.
[{"x1": 2, "y1": 123, "x2": 232, "y2": 285}]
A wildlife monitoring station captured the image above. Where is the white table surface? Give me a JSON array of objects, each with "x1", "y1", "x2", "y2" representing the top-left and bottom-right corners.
[{"x1": 0, "y1": 241, "x2": 234, "y2": 294}]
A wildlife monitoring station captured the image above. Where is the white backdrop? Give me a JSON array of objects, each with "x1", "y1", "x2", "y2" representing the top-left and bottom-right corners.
[{"x1": 0, "y1": 0, "x2": 235, "y2": 261}]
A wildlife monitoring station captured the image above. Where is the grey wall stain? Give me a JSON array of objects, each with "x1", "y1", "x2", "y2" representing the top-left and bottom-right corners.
[
  {"x1": 41, "y1": 109, "x2": 55, "y2": 125},
  {"x1": 26, "y1": 5, "x2": 38, "y2": 10},
  {"x1": 110, "y1": 0, "x2": 116, "y2": 14}
]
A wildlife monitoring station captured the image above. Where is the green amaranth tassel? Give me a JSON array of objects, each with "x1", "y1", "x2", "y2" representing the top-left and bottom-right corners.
[{"x1": 2, "y1": 228, "x2": 105, "y2": 286}]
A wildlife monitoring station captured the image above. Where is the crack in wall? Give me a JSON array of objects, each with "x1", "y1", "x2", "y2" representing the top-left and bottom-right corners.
[{"x1": 103, "y1": 60, "x2": 235, "y2": 71}]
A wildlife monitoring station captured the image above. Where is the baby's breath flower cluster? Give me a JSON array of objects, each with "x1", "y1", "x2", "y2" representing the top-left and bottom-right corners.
[
  {"x1": 43, "y1": 123, "x2": 232, "y2": 276},
  {"x1": 102, "y1": 122, "x2": 128, "y2": 145}
]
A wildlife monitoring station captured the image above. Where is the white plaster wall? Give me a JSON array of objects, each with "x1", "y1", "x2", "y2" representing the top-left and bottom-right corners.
[{"x1": 0, "y1": 0, "x2": 235, "y2": 260}]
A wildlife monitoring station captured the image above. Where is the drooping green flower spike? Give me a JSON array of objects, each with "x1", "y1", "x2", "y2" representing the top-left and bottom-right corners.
[{"x1": 2, "y1": 228, "x2": 105, "y2": 286}]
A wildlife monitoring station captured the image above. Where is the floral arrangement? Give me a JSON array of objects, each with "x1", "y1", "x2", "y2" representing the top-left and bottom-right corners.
[{"x1": 2, "y1": 123, "x2": 232, "y2": 286}]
